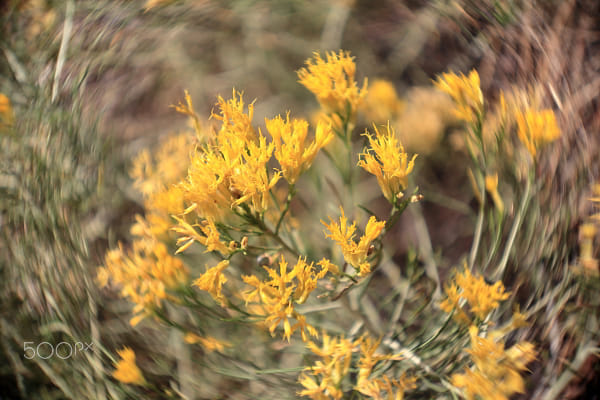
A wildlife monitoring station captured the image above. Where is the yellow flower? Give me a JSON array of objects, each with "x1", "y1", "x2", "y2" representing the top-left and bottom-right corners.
[
  {"x1": 322, "y1": 207, "x2": 386, "y2": 276},
  {"x1": 297, "y1": 50, "x2": 367, "y2": 126},
  {"x1": 130, "y1": 132, "x2": 194, "y2": 198},
  {"x1": 242, "y1": 256, "x2": 324, "y2": 341},
  {"x1": 0, "y1": 93, "x2": 14, "y2": 127},
  {"x1": 98, "y1": 237, "x2": 188, "y2": 326},
  {"x1": 229, "y1": 133, "x2": 281, "y2": 212},
  {"x1": 440, "y1": 267, "x2": 510, "y2": 323},
  {"x1": 181, "y1": 91, "x2": 280, "y2": 219},
  {"x1": 265, "y1": 114, "x2": 334, "y2": 184},
  {"x1": 515, "y1": 107, "x2": 561, "y2": 158},
  {"x1": 361, "y1": 79, "x2": 404, "y2": 124},
  {"x1": 193, "y1": 260, "x2": 229, "y2": 306},
  {"x1": 451, "y1": 326, "x2": 536, "y2": 400},
  {"x1": 172, "y1": 89, "x2": 203, "y2": 139},
  {"x1": 212, "y1": 89, "x2": 257, "y2": 144},
  {"x1": 358, "y1": 124, "x2": 417, "y2": 203},
  {"x1": 317, "y1": 258, "x2": 341, "y2": 276},
  {"x1": 485, "y1": 173, "x2": 504, "y2": 214},
  {"x1": 184, "y1": 333, "x2": 232, "y2": 353},
  {"x1": 299, "y1": 333, "x2": 355, "y2": 400},
  {"x1": 112, "y1": 347, "x2": 145, "y2": 385},
  {"x1": 172, "y1": 215, "x2": 230, "y2": 255},
  {"x1": 434, "y1": 70, "x2": 483, "y2": 123},
  {"x1": 354, "y1": 334, "x2": 408, "y2": 399}
]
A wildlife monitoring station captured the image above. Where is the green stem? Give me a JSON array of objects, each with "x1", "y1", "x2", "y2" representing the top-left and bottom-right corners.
[
  {"x1": 275, "y1": 184, "x2": 295, "y2": 235},
  {"x1": 469, "y1": 182, "x2": 486, "y2": 270},
  {"x1": 496, "y1": 171, "x2": 532, "y2": 276}
]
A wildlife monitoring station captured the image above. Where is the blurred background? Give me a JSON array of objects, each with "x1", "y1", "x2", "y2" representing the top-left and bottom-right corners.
[{"x1": 1, "y1": 0, "x2": 599, "y2": 399}]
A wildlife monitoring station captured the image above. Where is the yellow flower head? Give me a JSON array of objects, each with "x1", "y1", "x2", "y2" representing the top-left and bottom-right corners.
[
  {"x1": 98, "y1": 237, "x2": 188, "y2": 326},
  {"x1": 322, "y1": 207, "x2": 386, "y2": 276},
  {"x1": 452, "y1": 326, "x2": 536, "y2": 400},
  {"x1": 440, "y1": 267, "x2": 510, "y2": 323},
  {"x1": 172, "y1": 215, "x2": 230, "y2": 255},
  {"x1": 112, "y1": 347, "x2": 145, "y2": 385},
  {"x1": 361, "y1": 79, "x2": 404, "y2": 124},
  {"x1": 229, "y1": 133, "x2": 281, "y2": 212},
  {"x1": 434, "y1": 69, "x2": 483, "y2": 123},
  {"x1": 193, "y1": 260, "x2": 229, "y2": 306},
  {"x1": 242, "y1": 256, "x2": 324, "y2": 341},
  {"x1": 212, "y1": 89, "x2": 257, "y2": 144},
  {"x1": 299, "y1": 333, "x2": 355, "y2": 400},
  {"x1": 182, "y1": 91, "x2": 280, "y2": 219},
  {"x1": 297, "y1": 50, "x2": 367, "y2": 124},
  {"x1": 265, "y1": 114, "x2": 334, "y2": 184},
  {"x1": 515, "y1": 107, "x2": 561, "y2": 158},
  {"x1": 358, "y1": 124, "x2": 417, "y2": 203}
]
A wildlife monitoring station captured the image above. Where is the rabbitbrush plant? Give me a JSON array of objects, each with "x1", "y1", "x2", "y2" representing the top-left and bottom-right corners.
[{"x1": 96, "y1": 50, "x2": 581, "y2": 400}]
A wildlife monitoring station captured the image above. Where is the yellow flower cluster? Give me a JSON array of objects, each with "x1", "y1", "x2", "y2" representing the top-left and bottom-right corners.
[
  {"x1": 98, "y1": 237, "x2": 188, "y2": 326},
  {"x1": 174, "y1": 91, "x2": 334, "y2": 255},
  {"x1": 99, "y1": 133, "x2": 192, "y2": 326},
  {"x1": 298, "y1": 334, "x2": 354, "y2": 400},
  {"x1": 515, "y1": 107, "x2": 561, "y2": 158},
  {"x1": 434, "y1": 70, "x2": 483, "y2": 124},
  {"x1": 130, "y1": 132, "x2": 194, "y2": 237},
  {"x1": 451, "y1": 326, "x2": 536, "y2": 400},
  {"x1": 265, "y1": 114, "x2": 334, "y2": 184},
  {"x1": 358, "y1": 124, "x2": 418, "y2": 203},
  {"x1": 242, "y1": 257, "x2": 331, "y2": 341},
  {"x1": 112, "y1": 347, "x2": 146, "y2": 386},
  {"x1": 193, "y1": 260, "x2": 229, "y2": 306},
  {"x1": 361, "y1": 79, "x2": 404, "y2": 125},
  {"x1": 440, "y1": 267, "x2": 510, "y2": 324},
  {"x1": 322, "y1": 207, "x2": 386, "y2": 276},
  {"x1": 354, "y1": 336, "x2": 415, "y2": 400},
  {"x1": 180, "y1": 90, "x2": 276, "y2": 221},
  {"x1": 171, "y1": 214, "x2": 230, "y2": 255},
  {"x1": 297, "y1": 51, "x2": 367, "y2": 128},
  {"x1": 298, "y1": 333, "x2": 413, "y2": 400}
]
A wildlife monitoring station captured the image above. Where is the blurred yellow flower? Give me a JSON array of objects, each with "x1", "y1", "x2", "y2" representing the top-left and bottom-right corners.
[
  {"x1": 485, "y1": 173, "x2": 504, "y2": 213},
  {"x1": 515, "y1": 107, "x2": 561, "y2": 158},
  {"x1": 434, "y1": 70, "x2": 483, "y2": 123},
  {"x1": 361, "y1": 79, "x2": 404, "y2": 125},
  {"x1": 354, "y1": 334, "x2": 408, "y2": 398},
  {"x1": 358, "y1": 124, "x2": 417, "y2": 203},
  {"x1": 0, "y1": 94, "x2": 14, "y2": 127},
  {"x1": 298, "y1": 50, "x2": 367, "y2": 126},
  {"x1": 322, "y1": 207, "x2": 385, "y2": 276},
  {"x1": 299, "y1": 333, "x2": 355, "y2": 400},
  {"x1": 98, "y1": 238, "x2": 188, "y2": 326},
  {"x1": 451, "y1": 326, "x2": 535, "y2": 400},
  {"x1": 184, "y1": 333, "x2": 232, "y2": 353},
  {"x1": 112, "y1": 347, "x2": 145, "y2": 385},
  {"x1": 193, "y1": 260, "x2": 229, "y2": 306},
  {"x1": 440, "y1": 267, "x2": 510, "y2": 323},
  {"x1": 265, "y1": 114, "x2": 334, "y2": 184}
]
